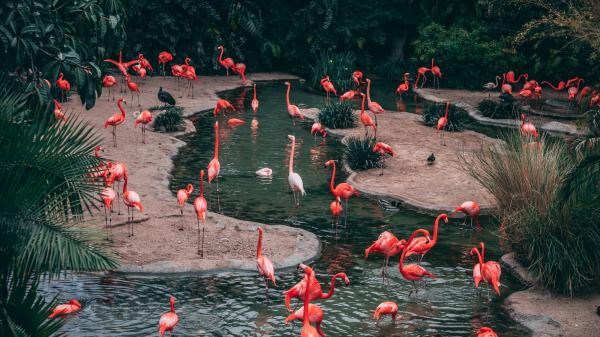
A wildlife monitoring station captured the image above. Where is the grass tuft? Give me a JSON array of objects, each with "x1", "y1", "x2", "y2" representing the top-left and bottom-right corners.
[
  {"x1": 422, "y1": 102, "x2": 467, "y2": 132},
  {"x1": 344, "y1": 136, "x2": 382, "y2": 170},
  {"x1": 318, "y1": 101, "x2": 356, "y2": 129},
  {"x1": 150, "y1": 105, "x2": 184, "y2": 132}
]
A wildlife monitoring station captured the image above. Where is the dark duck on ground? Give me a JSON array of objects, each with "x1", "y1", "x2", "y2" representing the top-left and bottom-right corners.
[{"x1": 158, "y1": 87, "x2": 176, "y2": 106}]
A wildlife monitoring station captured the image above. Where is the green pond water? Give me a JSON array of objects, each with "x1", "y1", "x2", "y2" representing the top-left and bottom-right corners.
[{"x1": 43, "y1": 81, "x2": 529, "y2": 336}]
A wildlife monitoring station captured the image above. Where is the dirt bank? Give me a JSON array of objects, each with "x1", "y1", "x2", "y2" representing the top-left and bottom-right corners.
[{"x1": 62, "y1": 73, "x2": 321, "y2": 273}]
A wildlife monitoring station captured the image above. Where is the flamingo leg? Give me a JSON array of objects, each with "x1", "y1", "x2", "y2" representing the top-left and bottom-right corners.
[
  {"x1": 131, "y1": 207, "x2": 135, "y2": 236},
  {"x1": 216, "y1": 175, "x2": 221, "y2": 213},
  {"x1": 116, "y1": 181, "x2": 121, "y2": 215},
  {"x1": 201, "y1": 224, "x2": 205, "y2": 258},
  {"x1": 108, "y1": 206, "x2": 112, "y2": 241},
  {"x1": 104, "y1": 205, "x2": 108, "y2": 240},
  {"x1": 344, "y1": 199, "x2": 349, "y2": 227}
]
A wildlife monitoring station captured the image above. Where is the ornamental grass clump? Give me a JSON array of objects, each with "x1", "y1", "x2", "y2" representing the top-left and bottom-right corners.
[
  {"x1": 309, "y1": 52, "x2": 356, "y2": 94},
  {"x1": 318, "y1": 101, "x2": 356, "y2": 129},
  {"x1": 344, "y1": 136, "x2": 381, "y2": 170},
  {"x1": 422, "y1": 102, "x2": 467, "y2": 132},
  {"x1": 478, "y1": 99, "x2": 519, "y2": 119},
  {"x1": 150, "y1": 105, "x2": 184, "y2": 132}
]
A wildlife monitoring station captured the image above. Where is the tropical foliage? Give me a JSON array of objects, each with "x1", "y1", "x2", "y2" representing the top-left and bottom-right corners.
[
  {"x1": 150, "y1": 105, "x2": 184, "y2": 132},
  {"x1": 344, "y1": 136, "x2": 382, "y2": 170},
  {"x1": 464, "y1": 133, "x2": 600, "y2": 294},
  {"x1": 318, "y1": 101, "x2": 356, "y2": 129},
  {"x1": 308, "y1": 52, "x2": 356, "y2": 94}
]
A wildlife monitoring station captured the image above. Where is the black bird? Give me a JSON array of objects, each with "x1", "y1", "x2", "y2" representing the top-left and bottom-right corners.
[
  {"x1": 427, "y1": 153, "x2": 436, "y2": 165},
  {"x1": 158, "y1": 86, "x2": 176, "y2": 106}
]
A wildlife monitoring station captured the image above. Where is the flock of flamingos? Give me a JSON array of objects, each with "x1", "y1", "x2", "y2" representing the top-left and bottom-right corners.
[{"x1": 46, "y1": 45, "x2": 592, "y2": 337}]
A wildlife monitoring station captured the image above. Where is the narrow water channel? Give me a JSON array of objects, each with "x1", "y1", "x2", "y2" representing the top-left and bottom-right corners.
[{"x1": 43, "y1": 81, "x2": 529, "y2": 336}]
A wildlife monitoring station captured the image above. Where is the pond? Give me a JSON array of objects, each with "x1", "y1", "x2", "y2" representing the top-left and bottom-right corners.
[{"x1": 44, "y1": 81, "x2": 529, "y2": 336}]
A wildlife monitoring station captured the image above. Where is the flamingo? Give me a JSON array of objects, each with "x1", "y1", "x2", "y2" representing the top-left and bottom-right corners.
[
  {"x1": 405, "y1": 213, "x2": 448, "y2": 262},
  {"x1": 255, "y1": 167, "x2": 273, "y2": 177},
  {"x1": 505, "y1": 71, "x2": 528, "y2": 84},
  {"x1": 105, "y1": 161, "x2": 128, "y2": 215},
  {"x1": 566, "y1": 76, "x2": 582, "y2": 88},
  {"x1": 516, "y1": 89, "x2": 534, "y2": 106},
  {"x1": 359, "y1": 93, "x2": 377, "y2": 138},
  {"x1": 227, "y1": 118, "x2": 245, "y2": 127},
  {"x1": 590, "y1": 91, "x2": 600, "y2": 107},
  {"x1": 501, "y1": 74, "x2": 513, "y2": 95},
  {"x1": 451, "y1": 201, "x2": 482, "y2": 229},
  {"x1": 48, "y1": 299, "x2": 81, "y2": 318},
  {"x1": 284, "y1": 82, "x2": 305, "y2": 125},
  {"x1": 541, "y1": 80, "x2": 566, "y2": 92},
  {"x1": 366, "y1": 79, "x2": 384, "y2": 126},
  {"x1": 396, "y1": 73, "x2": 410, "y2": 95},
  {"x1": 477, "y1": 327, "x2": 499, "y2": 337},
  {"x1": 284, "y1": 264, "x2": 350, "y2": 311},
  {"x1": 104, "y1": 51, "x2": 139, "y2": 92},
  {"x1": 483, "y1": 75, "x2": 502, "y2": 96},
  {"x1": 287, "y1": 135, "x2": 305, "y2": 207},
  {"x1": 310, "y1": 122, "x2": 326, "y2": 140},
  {"x1": 414, "y1": 67, "x2": 430, "y2": 88},
  {"x1": 365, "y1": 231, "x2": 408, "y2": 276},
  {"x1": 194, "y1": 170, "x2": 208, "y2": 257},
  {"x1": 577, "y1": 86, "x2": 592, "y2": 106},
  {"x1": 217, "y1": 45, "x2": 235, "y2": 76},
  {"x1": 372, "y1": 142, "x2": 395, "y2": 175},
  {"x1": 324, "y1": 160, "x2": 358, "y2": 226},
  {"x1": 176, "y1": 183, "x2": 194, "y2": 217},
  {"x1": 520, "y1": 114, "x2": 539, "y2": 139},
  {"x1": 122, "y1": 173, "x2": 143, "y2": 237},
  {"x1": 171, "y1": 64, "x2": 183, "y2": 89},
  {"x1": 53, "y1": 99, "x2": 67, "y2": 123},
  {"x1": 134, "y1": 110, "x2": 152, "y2": 143},
  {"x1": 158, "y1": 296, "x2": 179, "y2": 337},
  {"x1": 181, "y1": 57, "x2": 198, "y2": 98},
  {"x1": 207, "y1": 122, "x2": 221, "y2": 211},
  {"x1": 158, "y1": 51, "x2": 173, "y2": 77},
  {"x1": 522, "y1": 79, "x2": 538, "y2": 91},
  {"x1": 55, "y1": 72, "x2": 71, "y2": 102},
  {"x1": 437, "y1": 101, "x2": 450, "y2": 146},
  {"x1": 213, "y1": 99, "x2": 236, "y2": 117},
  {"x1": 102, "y1": 74, "x2": 117, "y2": 101},
  {"x1": 100, "y1": 187, "x2": 116, "y2": 239},
  {"x1": 399, "y1": 229, "x2": 436, "y2": 293},
  {"x1": 299, "y1": 266, "x2": 320, "y2": 337},
  {"x1": 320, "y1": 76, "x2": 337, "y2": 98},
  {"x1": 132, "y1": 63, "x2": 146, "y2": 79},
  {"x1": 329, "y1": 196, "x2": 343, "y2": 226},
  {"x1": 137, "y1": 53, "x2": 153, "y2": 72},
  {"x1": 125, "y1": 75, "x2": 141, "y2": 107},
  {"x1": 285, "y1": 304, "x2": 325, "y2": 337},
  {"x1": 256, "y1": 226, "x2": 277, "y2": 292},
  {"x1": 339, "y1": 89, "x2": 357, "y2": 101},
  {"x1": 352, "y1": 70, "x2": 364, "y2": 88},
  {"x1": 251, "y1": 83, "x2": 259, "y2": 113},
  {"x1": 374, "y1": 301, "x2": 400, "y2": 322},
  {"x1": 104, "y1": 98, "x2": 127, "y2": 147},
  {"x1": 234, "y1": 63, "x2": 247, "y2": 85},
  {"x1": 470, "y1": 242, "x2": 501, "y2": 296},
  {"x1": 431, "y1": 58, "x2": 442, "y2": 88}
]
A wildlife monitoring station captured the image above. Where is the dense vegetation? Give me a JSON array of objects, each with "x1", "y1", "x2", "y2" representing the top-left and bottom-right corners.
[
  {"x1": 344, "y1": 136, "x2": 382, "y2": 170},
  {"x1": 478, "y1": 99, "x2": 520, "y2": 119},
  {"x1": 318, "y1": 101, "x2": 356, "y2": 129},
  {"x1": 150, "y1": 105, "x2": 184, "y2": 132},
  {"x1": 422, "y1": 102, "x2": 468, "y2": 132}
]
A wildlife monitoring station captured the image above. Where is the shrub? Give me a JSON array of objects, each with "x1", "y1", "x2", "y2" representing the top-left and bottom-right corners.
[
  {"x1": 308, "y1": 51, "x2": 356, "y2": 94},
  {"x1": 422, "y1": 102, "x2": 467, "y2": 132},
  {"x1": 344, "y1": 136, "x2": 382, "y2": 171},
  {"x1": 463, "y1": 133, "x2": 600, "y2": 294},
  {"x1": 584, "y1": 109, "x2": 600, "y2": 135},
  {"x1": 318, "y1": 101, "x2": 356, "y2": 129},
  {"x1": 478, "y1": 99, "x2": 519, "y2": 119},
  {"x1": 150, "y1": 105, "x2": 184, "y2": 132}
]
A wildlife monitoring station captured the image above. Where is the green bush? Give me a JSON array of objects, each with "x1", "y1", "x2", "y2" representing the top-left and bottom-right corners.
[
  {"x1": 308, "y1": 51, "x2": 356, "y2": 94},
  {"x1": 150, "y1": 105, "x2": 184, "y2": 132},
  {"x1": 344, "y1": 136, "x2": 382, "y2": 171},
  {"x1": 464, "y1": 133, "x2": 600, "y2": 294},
  {"x1": 478, "y1": 99, "x2": 519, "y2": 119},
  {"x1": 584, "y1": 109, "x2": 600, "y2": 135},
  {"x1": 318, "y1": 101, "x2": 356, "y2": 129},
  {"x1": 422, "y1": 102, "x2": 467, "y2": 132}
]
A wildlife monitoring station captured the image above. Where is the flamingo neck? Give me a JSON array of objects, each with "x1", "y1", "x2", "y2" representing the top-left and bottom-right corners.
[
  {"x1": 329, "y1": 162, "x2": 336, "y2": 193},
  {"x1": 218, "y1": 48, "x2": 224, "y2": 63},
  {"x1": 170, "y1": 301, "x2": 175, "y2": 313},
  {"x1": 576, "y1": 79, "x2": 583, "y2": 90},
  {"x1": 322, "y1": 273, "x2": 343, "y2": 299},
  {"x1": 444, "y1": 102, "x2": 449, "y2": 119},
  {"x1": 286, "y1": 84, "x2": 291, "y2": 107},
  {"x1": 119, "y1": 50, "x2": 122, "y2": 64},
  {"x1": 123, "y1": 175, "x2": 128, "y2": 194},
  {"x1": 289, "y1": 139, "x2": 295, "y2": 175},
  {"x1": 253, "y1": 84, "x2": 257, "y2": 99},
  {"x1": 480, "y1": 243, "x2": 485, "y2": 261},
  {"x1": 502, "y1": 73, "x2": 506, "y2": 86},
  {"x1": 118, "y1": 99, "x2": 125, "y2": 118},
  {"x1": 360, "y1": 94, "x2": 366, "y2": 114},
  {"x1": 366, "y1": 80, "x2": 372, "y2": 103},
  {"x1": 432, "y1": 216, "x2": 442, "y2": 243},
  {"x1": 214, "y1": 124, "x2": 219, "y2": 159},
  {"x1": 431, "y1": 58, "x2": 435, "y2": 69},
  {"x1": 472, "y1": 247, "x2": 485, "y2": 271},
  {"x1": 257, "y1": 230, "x2": 263, "y2": 258},
  {"x1": 200, "y1": 172, "x2": 204, "y2": 197},
  {"x1": 495, "y1": 76, "x2": 500, "y2": 87},
  {"x1": 404, "y1": 74, "x2": 409, "y2": 84},
  {"x1": 302, "y1": 269, "x2": 312, "y2": 327}
]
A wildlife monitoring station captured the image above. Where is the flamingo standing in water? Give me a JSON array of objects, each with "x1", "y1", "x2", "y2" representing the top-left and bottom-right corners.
[
  {"x1": 365, "y1": 231, "x2": 407, "y2": 277},
  {"x1": 374, "y1": 301, "x2": 401, "y2": 322},
  {"x1": 122, "y1": 173, "x2": 143, "y2": 237},
  {"x1": 194, "y1": 170, "x2": 208, "y2": 257},
  {"x1": 520, "y1": 114, "x2": 539, "y2": 139},
  {"x1": 437, "y1": 101, "x2": 450, "y2": 146},
  {"x1": 102, "y1": 74, "x2": 117, "y2": 101},
  {"x1": 125, "y1": 75, "x2": 141, "y2": 107},
  {"x1": 214, "y1": 99, "x2": 236, "y2": 117},
  {"x1": 399, "y1": 229, "x2": 435, "y2": 294},
  {"x1": 299, "y1": 266, "x2": 320, "y2": 337},
  {"x1": 207, "y1": 122, "x2": 221, "y2": 211},
  {"x1": 100, "y1": 187, "x2": 116, "y2": 239},
  {"x1": 104, "y1": 98, "x2": 126, "y2": 147},
  {"x1": 256, "y1": 226, "x2": 277, "y2": 293},
  {"x1": 451, "y1": 201, "x2": 482, "y2": 229},
  {"x1": 53, "y1": 99, "x2": 67, "y2": 123},
  {"x1": 134, "y1": 110, "x2": 152, "y2": 143},
  {"x1": 366, "y1": 79, "x2": 384, "y2": 127},
  {"x1": 158, "y1": 51, "x2": 173, "y2": 77},
  {"x1": 396, "y1": 73, "x2": 410, "y2": 95},
  {"x1": 405, "y1": 213, "x2": 448, "y2": 262},
  {"x1": 431, "y1": 58, "x2": 442, "y2": 88},
  {"x1": 285, "y1": 303, "x2": 325, "y2": 337},
  {"x1": 324, "y1": 160, "x2": 358, "y2": 226},
  {"x1": 329, "y1": 196, "x2": 343, "y2": 226},
  {"x1": 372, "y1": 142, "x2": 395, "y2": 175},
  {"x1": 251, "y1": 84, "x2": 259, "y2": 113},
  {"x1": 284, "y1": 82, "x2": 305, "y2": 125},
  {"x1": 176, "y1": 183, "x2": 193, "y2": 218},
  {"x1": 477, "y1": 327, "x2": 499, "y2": 337},
  {"x1": 55, "y1": 72, "x2": 71, "y2": 102},
  {"x1": 470, "y1": 242, "x2": 501, "y2": 296},
  {"x1": 217, "y1": 45, "x2": 235, "y2": 76},
  {"x1": 287, "y1": 135, "x2": 305, "y2": 207},
  {"x1": 48, "y1": 299, "x2": 81, "y2": 318},
  {"x1": 284, "y1": 264, "x2": 350, "y2": 311},
  {"x1": 158, "y1": 296, "x2": 179, "y2": 337},
  {"x1": 359, "y1": 93, "x2": 377, "y2": 138},
  {"x1": 310, "y1": 122, "x2": 326, "y2": 140}
]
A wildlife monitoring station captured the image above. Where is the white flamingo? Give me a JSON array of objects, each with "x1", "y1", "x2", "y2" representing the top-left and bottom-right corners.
[{"x1": 287, "y1": 135, "x2": 305, "y2": 207}]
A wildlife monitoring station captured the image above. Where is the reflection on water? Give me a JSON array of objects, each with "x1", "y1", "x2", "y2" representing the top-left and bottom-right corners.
[{"x1": 43, "y1": 81, "x2": 529, "y2": 336}]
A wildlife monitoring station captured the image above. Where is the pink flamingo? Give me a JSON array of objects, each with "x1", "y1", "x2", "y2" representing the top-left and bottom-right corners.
[
  {"x1": 520, "y1": 114, "x2": 539, "y2": 139},
  {"x1": 399, "y1": 229, "x2": 436, "y2": 294},
  {"x1": 339, "y1": 89, "x2": 357, "y2": 101},
  {"x1": 477, "y1": 327, "x2": 499, "y2": 337},
  {"x1": 300, "y1": 266, "x2": 320, "y2": 337},
  {"x1": 104, "y1": 97, "x2": 127, "y2": 147},
  {"x1": 194, "y1": 170, "x2": 208, "y2": 257},
  {"x1": 125, "y1": 75, "x2": 141, "y2": 107},
  {"x1": 104, "y1": 50, "x2": 139, "y2": 92},
  {"x1": 373, "y1": 142, "x2": 395, "y2": 175},
  {"x1": 437, "y1": 101, "x2": 449, "y2": 146},
  {"x1": 234, "y1": 63, "x2": 247, "y2": 85},
  {"x1": 122, "y1": 172, "x2": 143, "y2": 237},
  {"x1": 325, "y1": 160, "x2": 359, "y2": 226},
  {"x1": 158, "y1": 51, "x2": 173, "y2": 77},
  {"x1": 256, "y1": 226, "x2": 277, "y2": 292},
  {"x1": 100, "y1": 187, "x2": 116, "y2": 239},
  {"x1": 105, "y1": 162, "x2": 128, "y2": 215},
  {"x1": 284, "y1": 82, "x2": 305, "y2": 125},
  {"x1": 102, "y1": 75, "x2": 117, "y2": 101},
  {"x1": 251, "y1": 83, "x2": 259, "y2": 113},
  {"x1": 134, "y1": 110, "x2": 153, "y2": 143},
  {"x1": 329, "y1": 196, "x2": 343, "y2": 226},
  {"x1": 53, "y1": 99, "x2": 67, "y2": 123},
  {"x1": 181, "y1": 57, "x2": 198, "y2": 98},
  {"x1": 414, "y1": 67, "x2": 430, "y2": 89},
  {"x1": 359, "y1": 93, "x2": 377, "y2": 138},
  {"x1": 541, "y1": 80, "x2": 566, "y2": 92},
  {"x1": 227, "y1": 118, "x2": 245, "y2": 127},
  {"x1": 352, "y1": 70, "x2": 364, "y2": 88},
  {"x1": 366, "y1": 79, "x2": 384, "y2": 126},
  {"x1": 284, "y1": 264, "x2": 350, "y2": 311},
  {"x1": 396, "y1": 73, "x2": 410, "y2": 95},
  {"x1": 137, "y1": 53, "x2": 153, "y2": 72},
  {"x1": 158, "y1": 296, "x2": 179, "y2": 337},
  {"x1": 405, "y1": 213, "x2": 448, "y2": 262},
  {"x1": 431, "y1": 58, "x2": 442, "y2": 88},
  {"x1": 505, "y1": 71, "x2": 528, "y2": 84},
  {"x1": 55, "y1": 72, "x2": 71, "y2": 102},
  {"x1": 285, "y1": 303, "x2": 325, "y2": 337},
  {"x1": 217, "y1": 45, "x2": 235, "y2": 76},
  {"x1": 374, "y1": 301, "x2": 401, "y2": 322},
  {"x1": 207, "y1": 122, "x2": 221, "y2": 211},
  {"x1": 365, "y1": 231, "x2": 407, "y2": 276},
  {"x1": 320, "y1": 76, "x2": 337, "y2": 98},
  {"x1": 214, "y1": 99, "x2": 236, "y2": 117},
  {"x1": 176, "y1": 183, "x2": 194, "y2": 217},
  {"x1": 310, "y1": 122, "x2": 326, "y2": 140},
  {"x1": 470, "y1": 242, "x2": 501, "y2": 296},
  {"x1": 48, "y1": 299, "x2": 81, "y2": 318},
  {"x1": 451, "y1": 201, "x2": 482, "y2": 229}
]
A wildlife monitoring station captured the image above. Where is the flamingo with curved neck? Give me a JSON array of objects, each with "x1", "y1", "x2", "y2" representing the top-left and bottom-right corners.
[
  {"x1": 366, "y1": 79, "x2": 384, "y2": 126},
  {"x1": 284, "y1": 264, "x2": 350, "y2": 311},
  {"x1": 405, "y1": 213, "x2": 448, "y2": 261},
  {"x1": 470, "y1": 242, "x2": 501, "y2": 296},
  {"x1": 399, "y1": 229, "x2": 435, "y2": 293},
  {"x1": 365, "y1": 231, "x2": 407, "y2": 277},
  {"x1": 104, "y1": 98, "x2": 127, "y2": 147},
  {"x1": 256, "y1": 227, "x2": 277, "y2": 293},
  {"x1": 300, "y1": 266, "x2": 320, "y2": 337},
  {"x1": 285, "y1": 82, "x2": 304, "y2": 125},
  {"x1": 325, "y1": 159, "x2": 358, "y2": 226},
  {"x1": 359, "y1": 93, "x2": 377, "y2": 138},
  {"x1": 217, "y1": 46, "x2": 235, "y2": 76}
]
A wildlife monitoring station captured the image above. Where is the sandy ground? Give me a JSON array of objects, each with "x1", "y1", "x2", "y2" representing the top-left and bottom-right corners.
[
  {"x1": 60, "y1": 73, "x2": 321, "y2": 271},
  {"x1": 301, "y1": 107, "x2": 498, "y2": 214}
]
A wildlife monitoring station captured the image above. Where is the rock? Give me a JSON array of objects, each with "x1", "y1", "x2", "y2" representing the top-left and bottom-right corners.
[{"x1": 176, "y1": 124, "x2": 186, "y2": 131}]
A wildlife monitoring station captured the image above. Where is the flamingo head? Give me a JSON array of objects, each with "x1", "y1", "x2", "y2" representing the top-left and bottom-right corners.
[
  {"x1": 217, "y1": 45, "x2": 223, "y2": 50},
  {"x1": 396, "y1": 239, "x2": 407, "y2": 251},
  {"x1": 478, "y1": 327, "x2": 495, "y2": 334},
  {"x1": 297, "y1": 263, "x2": 308, "y2": 271},
  {"x1": 438, "y1": 213, "x2": 449, "y2": 224},
  {"x1": 287, "y1": 134, "x2": 295, "y2": 142},
  {"x1": 479, "y1": 242, "x2": 485, "y2": 251},
  {"x1": 469, "y1": 247, "x2": 479, "y2": 257},
  {"x1": 257, "y1": 226, "x2": 263, "y2": 235},
  {"x1": 324, "y1": 159, "x2": 335, "y2": 167},
  {"x1": 450, "y1": 206, "x2": 463, "y2": 216},
  {"x1": 339, "y1": 273, "x2": 350, "y2": 286},
  {"x1": 284, "y1": 81, "x2": 290, "y2": 86},
  {"x1": 200, "y1": 169, "x2": 205, "y2": 180},
  {"x1": 68, "y1": 299, "x2": 81, "y2": 307},
  {"x1": 95, "y1": 145, "x2": 103, "y2": 153},
  {"x1": 521, "y1": 113, "x2": 526, "y2": 122},
  {"x1": 118, "y1": 97, "x2": 126, "y2": 105},
  {"x1": 138, "y1": 53, "x2": 144, "y2": 60},
  {"x1": 186, "y1": 183, "x2": 194, "y2": 193},
  {"x1": 366, "y1": 78, "x2": 371, "y2": 83},
  {"x1": 185, "y1": 57, "x2": 191, "y2": 65}
]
